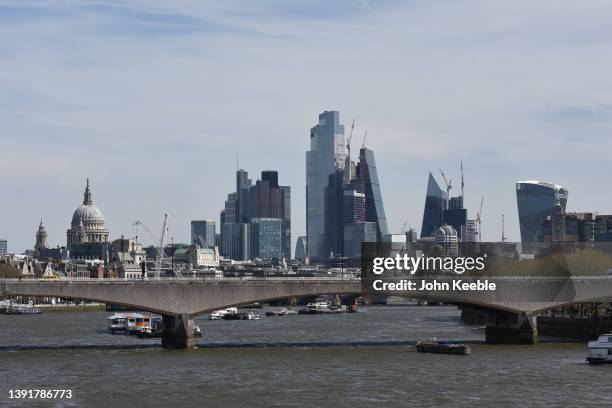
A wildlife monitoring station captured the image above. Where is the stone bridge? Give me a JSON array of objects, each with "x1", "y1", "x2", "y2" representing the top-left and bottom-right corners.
[{"x1": 3, "y1": 276, "x2": 612, "y2": 347}]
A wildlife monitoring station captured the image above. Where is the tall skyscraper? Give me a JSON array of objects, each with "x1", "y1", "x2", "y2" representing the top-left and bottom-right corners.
[
  {"x1": 306, "y1": 111, "x2": 345, "y2": 262},
  {"x1": 516, "y1": 180, "x2": 568, "y2": 251},
  {"x1": 421, "y1": 172, "x2": 447, "y2": 238},
  {"x1": 236, "y1": 169, "x2": 252, "y2": 223},
  {"x1": 325, "y1": 169, "x2": 345, "y2": 259},
  {"x1": 191, "y1": 220, "x2": 216, "y2": 247},
  {"x1": 221, "y1": 169, "x2": 291, "y2": 261},
  {"x1": 0, "y1": 239, "x2": 7, "y2": 257},
  {"x1": 358, "y1": 147, "x2": 389, "y2": 242},
  {"x1": 280, "y1": 185, "x2": 291, "y2": 260}
]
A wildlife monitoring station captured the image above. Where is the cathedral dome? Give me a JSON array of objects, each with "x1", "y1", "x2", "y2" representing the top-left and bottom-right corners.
[
  {"x1": 67, "y1": 179, "x2": 109, "y2": 248},
  {"x1": 71, "y1": 203, "x2": 105, "y2": 225}
]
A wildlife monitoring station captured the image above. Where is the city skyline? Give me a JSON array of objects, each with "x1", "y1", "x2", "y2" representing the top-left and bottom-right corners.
[{"x1": 4, "y1": 1, "x2": 612, "y2": 251}]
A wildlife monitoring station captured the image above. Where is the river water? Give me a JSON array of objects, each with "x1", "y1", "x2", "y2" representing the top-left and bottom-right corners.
[{"x1": 0, "y1": 305, "x2": 610, "y2": 407}]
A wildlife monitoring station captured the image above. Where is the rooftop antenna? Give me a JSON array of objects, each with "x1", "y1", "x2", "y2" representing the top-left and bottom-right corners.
[
  {"x1": 460, "y1": 160, "x2": 464, "y2": 205},
  {"x1": 502, "y1": 213, "x2": 506, "y2": 243}
]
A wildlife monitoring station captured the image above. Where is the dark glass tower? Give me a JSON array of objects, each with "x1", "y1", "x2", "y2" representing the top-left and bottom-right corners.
[
  {"x1": 325, "y1": 169, "x2": 345, "y2": 259},
  {"x1": 516, "y1": 180, "x2": 568, "y2": 252},
  {"x1": 358, "y1": 147, "x2": 389, "y2": 242},
  {"x1": 421, "y1": 172, "x2": 447, "y2": 238}
]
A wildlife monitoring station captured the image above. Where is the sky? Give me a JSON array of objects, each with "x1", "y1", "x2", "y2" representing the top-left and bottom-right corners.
[{"x1": 2, "y1": 0, "x2": 612, "y2": 253}]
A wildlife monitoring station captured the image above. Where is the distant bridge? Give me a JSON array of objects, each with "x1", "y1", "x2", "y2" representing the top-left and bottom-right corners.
[{"x1": 3, "y1": 276, "x2": 612, "y2": 347}]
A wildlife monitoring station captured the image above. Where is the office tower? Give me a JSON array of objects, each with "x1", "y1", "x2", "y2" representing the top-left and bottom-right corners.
[
  {"x1": 223, "y1": 193, "x2": 237, "y2": 223},
  {"x1": 236, "y1": 169, "x2": 252, "y2": 223},
  {"x1": 249, "y1": 218, "x2": 283, "y2": 260},
  {"x1": 421, "y1": 172, "x2": 447, "y2": 238},
  {"x1": 325, "y1": 169, "x2": 345, "y2": 259},
  {"x1": 357, "y1": 147, "x2": 389, "y2": 242},
  {"x1": 516, "y1": 180, "x2": 568, "y2": 251},
  {"x1": 221, "y1": 222, "x2": 249, "y2": 261},
  {"x1": 595, "y1": 216, "x2": 612, "y2": 241},
  {"x1": 306, "y1": 111, "x2": 345, "y2": 262},
  {"x1": 191, "y1": 220, "x2": 216, "y2": 247},
  {"x1": 280, "y1": 186, "x2": 291, "y2": 260},
  {"x1": 343, "y1": 188, "x2": 365, "y2": 225},
  {"x1": 343, "y1": 222, "x2": 377, "y2": 260},
  {"x1": 406, "y1": 228, "x2": 418, "y2": 243},
  {"x1": 443, "y1": 196, "x2": 467, "y2": 240},
  {"x1": 295, "y1": 236, "x2": 307, "y2": 260},
  {"x1": 249, "y1": 171, "x2": 283, "y2": 219},
  {"x1": 0, "y1": 239, "x2": 7, "y2": 257}
]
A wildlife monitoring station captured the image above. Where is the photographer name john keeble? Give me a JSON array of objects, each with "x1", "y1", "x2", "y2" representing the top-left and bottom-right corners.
[{"x1": 368, "y1": 255, "x2": 496, "y2": 292}]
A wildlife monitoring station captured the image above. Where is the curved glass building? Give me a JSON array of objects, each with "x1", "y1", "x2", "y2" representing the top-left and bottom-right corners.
[
  {"x1": 421, "y1": 172, "x2": 447, "y2": 238},
  {"x1": 516, "y1": 180, "x2": 568, "y2": 251}
]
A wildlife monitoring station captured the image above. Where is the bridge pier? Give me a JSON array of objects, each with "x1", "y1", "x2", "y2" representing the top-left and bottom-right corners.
[
  {"x1": 485, "y1": 311, "x2": 538, "y2": 344},
  {"x1": 161, "y1": 314, "x2": 195, "y2": 349}
]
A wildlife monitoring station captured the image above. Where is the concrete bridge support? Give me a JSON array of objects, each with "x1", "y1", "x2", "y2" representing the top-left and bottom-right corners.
[
  {"x1": 485, "y1": 311, "x2": 538, "y2": 344},
  {"x1": 161, "y1": 314, "x2": 195, "y2": 349}
]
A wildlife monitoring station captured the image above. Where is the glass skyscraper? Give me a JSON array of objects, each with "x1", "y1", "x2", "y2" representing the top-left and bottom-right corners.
[
  {"x1": 359, "y1": 147, "x2": 389, "y2": 241},
  {"x1": 421, "y1": 172, "x2": 447, "y2": 238},
  {"x1": 306, "y1": 111, "x2": 345, "y2": 262},
  {"x1": 516, "y1": 180, "x2": 568, "y2": 251}
]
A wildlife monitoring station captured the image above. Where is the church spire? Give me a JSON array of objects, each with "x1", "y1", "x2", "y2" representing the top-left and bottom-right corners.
[{"x1": 83, "y1": 178, "x2": 92, "y2": 205}]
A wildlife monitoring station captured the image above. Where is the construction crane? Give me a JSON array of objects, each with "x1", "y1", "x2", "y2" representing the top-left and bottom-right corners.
[
  {"x1": 133, "y1": 214, "x2": 183, "y2": 280},
  {"x1": 156, "y1": 213, "x2": 169, "y2": 279},
  {"x1": 361, "y1": 130, "x2": 368, "y2": 148},
  {"x1": 476, "y1": 195, "x2": 484, "y2": 242},
  {"x1": 439, "y1": 168, "x2": 452, "y2": 208},
  {"x1": 344, "y1": 119, "x2": 355, "y2": 184},
  {"x1": 347, "y1": 119, "x2": 355, "y2": 159},
  {"x1": 460, "y1": 160, "x2": 465, "y2": 205},
  {"x1": 400, "y1": 220, "x2": 408, "y2": 234}
]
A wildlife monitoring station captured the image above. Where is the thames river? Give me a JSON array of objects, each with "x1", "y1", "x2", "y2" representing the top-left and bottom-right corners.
[{"x1": 1, "y1": 305, "x2": 610, "y2": 407}]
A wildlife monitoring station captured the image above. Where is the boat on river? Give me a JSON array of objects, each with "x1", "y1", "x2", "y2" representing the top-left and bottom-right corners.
[
  {"x1": 587, "y1": 334, "x2": 612, "y2": 364},
  {"x1": 416, "y1": 339, "x2": 471, "y2": 355},
  {"x1": 209, "y1": 307, "x2": 238, "y2": 320}
]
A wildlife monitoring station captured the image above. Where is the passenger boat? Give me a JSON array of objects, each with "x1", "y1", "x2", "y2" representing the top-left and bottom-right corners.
[
  {"x1": 126, "y1": 314, "x2": 159, "y2": 335},
  {"x1": 587, "y1": 334, "x2": 612, "y2": 364},
  {"x1": 209, "y1": 307, "x2": 238, "y2": 320},
  {"x1": 107, "y1": 313, "x2": 128, "y2": 333},
  {"x1": 416, "y1": 339, "x2": 471, "y2": 355},
  {"x1": 194, "y1": 323, "x2": 202, "y2": 337}
]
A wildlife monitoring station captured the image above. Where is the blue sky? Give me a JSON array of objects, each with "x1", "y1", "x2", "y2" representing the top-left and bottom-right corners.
[{"x1": 2, "y1": 0, "x2": 612, "y2": 252}]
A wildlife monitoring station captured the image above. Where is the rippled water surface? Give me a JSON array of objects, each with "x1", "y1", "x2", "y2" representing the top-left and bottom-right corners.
[{"x1": 1, "y1": 306, "x2": 609, "y2": 407}]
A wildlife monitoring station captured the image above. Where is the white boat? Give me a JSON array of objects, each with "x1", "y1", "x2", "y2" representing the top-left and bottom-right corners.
[
  {"x1": 209, "y1": 307, "x2": 238, "y2": 320},
  {"x1": 587, "y1": 333, "x2": 612, "y2": 364},
  {"x1": 107, "y1": 313, "x2": 128, "y2": 333},
  {"x1": 248, "y1": 311, "x2": 260, "y2": 320},
  {"x1": 126, "y1": 313, "x2": 158, "y2": 335}
]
